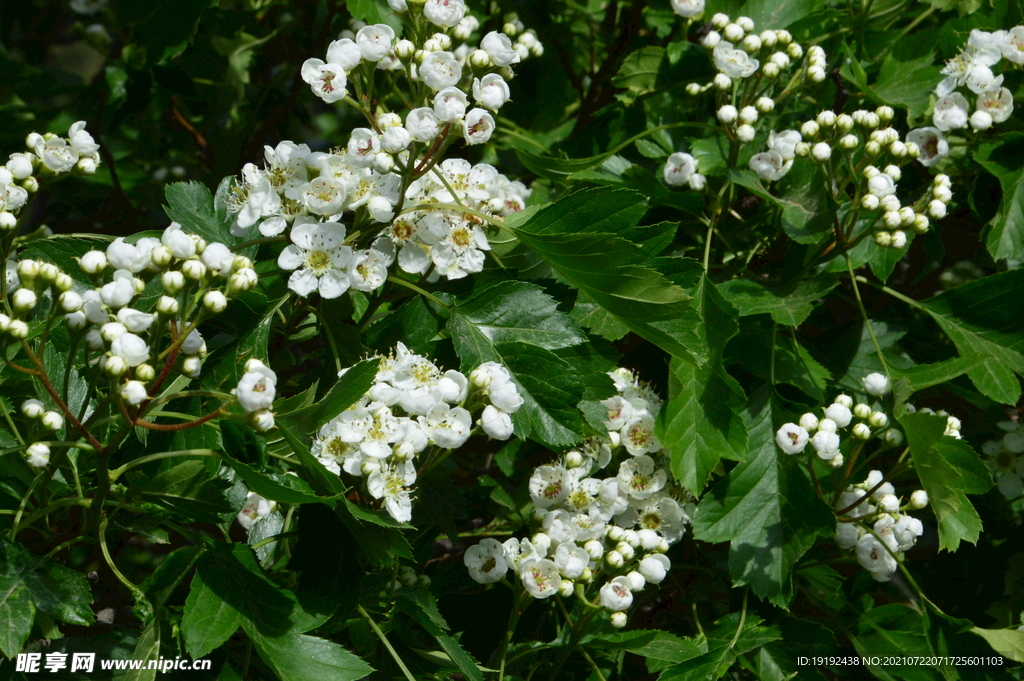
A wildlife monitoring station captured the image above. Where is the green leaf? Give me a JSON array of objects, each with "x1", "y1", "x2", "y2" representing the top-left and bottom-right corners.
[
  {"x1": 870, "y1": 46, "x2": 943, "y2": 122},
  {"x1": 124, "y1": 619, "x2": 161, "y2": 681},
  {"x1": 733, "y1": 166, "x2": 835, "y2": 245},
  {"x1": 692, "y1": 391, "x2": 835, "y2": 605},
  {"x1": 113, "y1": 0, "x2": 208, "y2": 64},
  {"x1": 20, "y1": 560, "x2": 95, "y2": 626},
  {"x1": 277, "y1": 421, "x2": 349, "y2": 497},
  {"x1": 971, "y1": 627, "x2": 1024, "y2": 662},
  {"x1": 139, "y1": 545, "x2": 203, "y2": 610},
  {"x1": 975, "y1": 135, "x2": 1024, "y2": 261},
  {"x1": 345, "y1": 0, "x2": 402, "y2": 32},
  {"x1": 22, "y1": 236, "x2": 112, "y2": 289},
  {"x1": 890, "y1": 355, "x2": 986, "y2": 395},
  {"x1": 450, "y1": 281, "x2": 593, "y2": 447},
  {"x1": 718, "y1": 275, "x2": 838, "y2": 327},
  {"x1": 247, "y1": 629, "x2": 374, "y2": 681},
  {"x1": 741, "y1": 0, "x2": 825, "y2": 29},
  {"x1": 899, "y1": 412, "x2": 989, "y2": 551},
  {"x1": 587, "y1": 629, "x2": 703, "y2": 665},
  {"x1": 277, "y1": 358, "x2": 380, "y2": 436},
  {"x1": 0, "y1": 575, "x2": 34, "y2": 658},
  {"x1": 336, "y1": 501, "x2": 415, "y2": 565},
  {"x1": 397, "y1": 590, "x2": 485, "y2": 681},
  {"x1": 164, "y1": 181, "x2": 244, "y2": 249},
  {"x1": 182, "y1": 570, "x2": 244, "y2": 659},
  {"x1": 662, "y1": 277, "x2": 747, "y2": 495},
  {"x1": 137, "y1": 460, "x2": 233, "y2": 522},
  {"x1": 507, "y1": 188, "x2": 705, "y2": 364},
  {"x1": 917, "y1": 269, "x2": 1024, "y2": 405},
  {"x1": 612, "y1": 47, "x2": 664, "y2": 102},
  {"x1": 221, "y1": 422, "x2": 335, "y2": 506}
]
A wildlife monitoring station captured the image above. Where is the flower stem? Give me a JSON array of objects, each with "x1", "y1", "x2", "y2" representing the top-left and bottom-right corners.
[
  {"x1": 844, "y1": 255, "x2": 890, "y2": 376},
  {"x1": 356, "y1": 605, "x2": 416, "y2": 681}
]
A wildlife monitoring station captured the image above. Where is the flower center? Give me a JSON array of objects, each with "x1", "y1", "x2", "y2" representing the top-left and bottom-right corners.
[
  {"x1": 641, "y1": 511, "x2": 662, "y2": 530},
  {"x1": 307, "y1": 250, "x2": 331, "y2": 274},
  {"x1": 542, "y1": 481, "x2": 563, "y2": 500}
]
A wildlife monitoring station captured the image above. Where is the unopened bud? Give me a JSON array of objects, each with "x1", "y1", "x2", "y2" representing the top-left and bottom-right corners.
[
  {"x1": 203, "y1": 290, "x2": 228, "y2": 313},
  {"x1": 41, "y1": 411, "x2": 64, "y2": 431}
]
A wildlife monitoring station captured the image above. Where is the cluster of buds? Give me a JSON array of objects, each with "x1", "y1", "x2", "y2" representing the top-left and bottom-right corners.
[
  {"x1": 466, "y1": 369, "x2": 691, "y2": 628},
  {"x1": 0, "y1": 257, "x2": 75, "y2": 342},
  {"x1": 775, "y1": 374, "x2": 902, "y2": 467},
  {"x1": 1, "y1": 122, "x2": 100, "y2": 231}
]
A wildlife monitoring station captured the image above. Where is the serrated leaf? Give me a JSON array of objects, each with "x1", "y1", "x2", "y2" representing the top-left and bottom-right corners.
[
  {"x1": 138, "y1": 460, "x2": 233, "y2": 522},
  {"x1": 453, "y1": 280, "x2": 586, "y2": 350},
  {"x1": 0, "y1": 575, "x2": 34, "y2": 658},
  {"x1": 899, "y1": 412, "x2": 989, "y2": 551},
  {"x1": 123, "y1": 619, "x2": 161, "y2": 681},
  {"x1": 733, "y1": 165, "x2": 835, "y2": 245},
  {"x1": 247, "y1": 629, "x2": 374, "y2": 681},
  {"x1": 718, "y1": 275, "x2": 838, "y2": 327},
  {"x1": 662, "y1": 277, "x2": 746, "y2": 495},
  {"x1": 182, "y1": 570, "x2": 243, "y2": 659},
  {"x1": 971, "y1": 627, "x2": 1024, "y2": 662},
  {"x1": 975, "y1": 135, "x2": 1024, "y2": 262},
  {"x1": 164, "y1": 181, "x2": 242, "y2": 248},
  {"x1": 918, "y1": 269, "x2": 1024, "y2": 405},
  {"x1": 507, "y1": 188, "x2": 706, "y2": 364},
  {"x1": 871, "y1": 47, "x2": 942, "y2": 122},
  {"x1": 277, "y1": 358, "x2": 380, "y2": 436},
  {"x1": 692, "y1": 391, "x2": 835, "y2": 604}
]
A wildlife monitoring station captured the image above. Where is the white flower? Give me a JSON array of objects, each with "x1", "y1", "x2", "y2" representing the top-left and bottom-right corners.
[
  {"x1": 465, "y1": 538, "x2": 508, "y2": 583},
  {"x1": 237, "y1": 492, "x2": 276, "y2": 531},
  {"x1": 107, "y1": 237, "x2": 157, "y2": 273},
  {"x1": 855, "y1": 534, "x2": 897, "y2": 581},
  {"x1": 481, "y1": 31, "x2": 519, "y2": 66},
  {"x1": 529, "y1": 465, "x2": 570, "y2": 507},
  {"x1": 520, "y1": 558, "x2": 560, "y2": 598},
  {"x1": 236, "y1": 365, "x2": 277, "y2": 412},
  {"x1": 713, "y1": 42, "x2": 758, "y2": 78},
  {"x1": 473, "y1": 74, "x2": 511, "y2": 110},
  {"x1": 34, "y1": 136, "x2": 78, "y2": 173},
  {"x1": 893, "y1": 515, "x2": 923, "y2": 550},
  {"x1": 347, "y1": 128, "x2": 381, "y2": 167},
  {"x1": 617, "y1": 455, "x2": 666, "y2": 500},
  {"x1": 110, "y1": 333, "x2": 149, "y2": 367},
  {"x1": 965, "y1": 63, "x2": 1002, "y2": 94},
  {"x1": 749, "y1": 150, "x2": 790, "y2": 181},
  {"x1": 768, "y1": 130, "x2": 802, "y2": 160},
  {"x1": 906, "y1": 128, "x2": 948, "y2": 167},
  {"x1": 421, "y1": 402, "x2": 472, "y2": 448},
  {"x1": 1000, "y1": 26, "x2": 1024, "y2": 64},
  {"x1": 480, "y1": 404, "x2": 514, "y2": 439},
  {"x1": 99, "y1": 270, "x2": 135, "y2": 308},
  {"x1": 419, "y1": 51, "x2": 462, "y2": 90},
  {"x1": 811, "y1": 430, "x2": 840, "y2": 460},
  {"x1": 68, "y1": 121, "x2": 99, "y2": 157},
  {"x1": 825, "y1": 403, "x2": 853, "y2": 428},
  {"x1": 355, "y1": 24, "x2": 395, "y2": 61},
  {"x1": 775, "y1": 423, "x2": 809, "y2": 454},
  {"x1": 348, "y1": 249, "x2": 389, "y2": 292},
  {"x1": 326, "y1": 38, "x2": 363, "y2": 70},
  {"x1": 300, "y1": 59, "x2": 348, "y2": 103},
  {"x1": 423, "y1": 0, "x2": 465, "y2": 27},
  {"x1": 463, "y1": 109, "x2": 495, "y2": 145},
  {"x1": 278, "y1": 218, "x2": 353, "y2": 299},
  {"x1": 866, "y1": 173, "x2": 896, "y2": 197},
  {"x1": 976, "y1": 87, "x2": 1014, "y2": 123},
  {"x1": 599, "y1": 576, "x2": 634, "y2": 611},
  {"x1": 602, "y1": 395, "x2": 634, "y2": 430},
  {"x1": 161, "y1": 222, "x2": 196, "y2": 259},
  {"x1": 835, "y1": 522, "x2": 859, "y2": 550},
  {"x1": 663, "y1": 152, "x2": 696, "y2": 187},
  {"x1": 933, "y1": 93, "x2": 970, "y2": 131},
  {"x1": 862, "y1": 372, "x2": 889, "y2": 396},
  {"x1": 201, "y1": 242, "x2": 235, "y2": 276},
  {"x1": 621, "y1": 414, "x2": 658, "y2": 456},
  {"x1": 367, "y1": 460, "x2": 417, "y2": 522},
  {"x1": 407, "y1": 108, "x2": 442, "y2": 143},
  {"x1": 116, "y1": 308, "x2": 154, "y2": 333},
  {"x1": 670, "y1": 0, "x2": 704, "y2": 17},
  {"x1": 554, "y1": 543, "x2": 589, "y2": 579},
  {"x1": 301, "y1": 176, "x2": 347, "y2": 215}
]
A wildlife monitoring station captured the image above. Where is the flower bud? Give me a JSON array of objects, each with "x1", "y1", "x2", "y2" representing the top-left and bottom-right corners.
[
  {"x1": 689, "y1": 173, "x2": 707, "y2": 190},
  {"x1": 361, "y1": 458, "x2": 382, "y2": 476},
  {"x1": 8, "y1": 320, "x2": 29, "y2": 339},
  {"x1": 717, "y1": 105, "x2": 738, "y2": 124},
  {"x1": 762, "y1": 62, "x2": 780, "y2": 78},
  {"x1": 162, "y1": 270, "x2": 185, "y2": 294},
  {"x1": 657, "y1": 538, "x2": 670, "y2": 553},
  {"x1": 885, "y1": 428, "x2": 903, "y2": 446},
  {"x1": 101, "y1": 322, "x2": 127, "y2": 342},
  {"x1": 203, "y1": 290, "x2": 228, "y2": 313},
  {"x1": 605, "y1": 550, "x2": 624, "y2": 568},
  {"x1": 104, "y1": 354, "x2": 128, "y2": 377},
  {"x1": 713, "y1": 73, "x2": 732, "y2": 90},
  {"x1": 909, "y1": 490, "x2": 928, "y2": 509},
  {"x1": 0, "y1": 212, "x2": 16, "y2": 230},
  {"x1": 626, "y1": 571, "x2": 646, "y2": 591},
  {"x1": 742, "y1": 34, "x2": 762, "y2": 52},
  {"x1": 711, "y1": 13, "x2": 730, "y2": 29},
  {"x1": 787, "y1": 42, "x2": 803, "y2": 59},
  {"x1": 883, "y1": 211, "x2": 902, "y2": 229},
  {"x1": 685, "y1": 82, "x2": 703, "y2": 95},
  {"x1": 372, "y1": 152, "x2": 394, "y2": 174},
  {"x1": 755, "y1": 96, "x2": 774, "y2": 113},
  {"x1": 606, "y1": 525, "x2": 624, "y2": 542},
  {"x1": 736, "y1": 125, "x2": 756, "y2": 142},
  {"x1": 811, "y1": 142, "x2": 831, "y2": 162},
  {"x1": 700, "y1": 31, "x2": 721, "y2": 49},
  {"x1": 584, "y1": 539, "x2": 604, "y2": 560},
  {"x1": 801, "y1": 120, "x2": 819, "y2": 138},
  {"x1": 799, "y1": 412, "x2": 819, "y2": 431},
  {"x1": 852, "y1": 423, "x2": 872, "y2": 439},
  {"x1": 558, "y1": 579, "x2": 575, "y2": 597},
  {"x1": 565, "y1": 450, "x2": 583, "y2": 469},
  {"x1": 59, "y1": 291, "x2": 83, "y2": 313},
  {"x1": 18, "y1": 259, "x2": 39, "y2": 282},
  {"x1": 150, "y1": 245, "x2": 173, "y2": 268},
  {"x1": 182, "y1": 259, "x2": 207, "y2": 281},
  {"x1": 394, "y1": 39, "x2": 415, "y2": 59},
  {"x1": 829, "y1": 452, "x2": 844, "y2": 468},
  {"x1": 853, "y1": 403, "x2": 872, "y2": 419},
  {"x1": 22, "y1": 399, "x2": 45, "y2": 418},
  {"x1": 807, "y1": 65, "x2": 826, "y2": 82},
  {"x1": 880, "y1": 195, "x2": 901, "y2": 212},
  {"x1": 251, "y1": 409, "x2": 275, "y2": 431},
  {"x1": 610, "y1": 612, "x2": 627, "y2": 628},
  {"x1": 739, "y1": 106, "x2": 758, "y2": 124},
  {"x1": 835, "y1": 394, "x2": 853, "y2": 408},
  {"x1": 912, "y1": 214, "x2": 929, "y2": 233},
  {"x1": 970, "y1": 110, "x2": 993, "y2": 131},
  {"x1": 889, "y1": 141, "x2": 907, "y2": 157},
  {"x1": 156, "y1": 296, "x2": 180, "y2": 315},
  {"x1": 861, "y1": 194, "x2": 880, "y2": 210},
  {"x1": 37, "y1": 262, "x2": 58, "y2": 282},
  {"x1": 622, "y1": 529, "x2": 640, "y2": 548},
  {"x1": 737, "y1": 16, "x2": 754, "y2": 31},
  {"x1": 928, "y1": 200, "x2": 946, "y2": 219},
  {"x1": 136, "y1": 363, "x2": 156, "y2": 382},
  {"x1": 41, "y1": 411, "x2": 64, "y2": 431},
  {"x1": 874, "y1": 231, "x2": 892, "y2": 247},
  {"x1": 723, "y1": 23, "x2": 744, "y2": 42},
  {"x1": 12, "y1": 288, "x2": 37, "y2": 312},
  {"x1": 615, "y1": 542, "x2": 635, "y2": 561},
  {"x1": 417, "y1": 574, "x2": 431, "y2": 588},
  {"x1": 867, "y1": 412, "x2": 888, "y2": 429},
  {"x1": 760, "y1": 30, "x2": 777, "y2": 47},
  {"x1": 26, "y1": 442, "x2": 50, "y2": 468},
  {"x1": 469, "y1": 49, "x2": 491, "y2": 68}
]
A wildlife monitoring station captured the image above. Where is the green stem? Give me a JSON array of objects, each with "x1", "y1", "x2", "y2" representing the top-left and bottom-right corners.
[
  {"x1": 357, "y1": 605, "x2": 417, "y2": 681},
  {"x1": 578, "y1": 647, "x2": 608, "y2": 681},
  {"x1": 845, "y1": 255, "x2": 890, "y2": 376},
  {"x1": 250, "y1": 532, "x2": 299, "y2": 551},
  {"x1": 725, "y1": 588, "x2": 749, "y2": 651},
  {"x1": 386, "y1": 277, "x2": 450, "y2": 310},
  {"x1": 497, "y1": 591, "x2": 528, "y2": 680}
]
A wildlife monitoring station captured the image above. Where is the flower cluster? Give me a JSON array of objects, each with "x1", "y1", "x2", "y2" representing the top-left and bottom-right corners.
[
  {"x1": 981, "y1": 421, "x2": 1024, "y2": 499},
  {"x1": 685, "y1": 13, "x2": 825, "y2": 142},
  {"x1": 312, "y1": 345, "x2": 522, "y2": 522},
  {"x1": 775, "y1": 373, "x2": 906, "y2": 464},
  {"x1": 2, "y1": 123, "x2": 99, "y2": 230},
  {"x1": 834, "y1": 470, "x2": 929, "y2": 582},
  {"x1": 465, "y1": 369, "x2": 690, "y2": 628}
]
